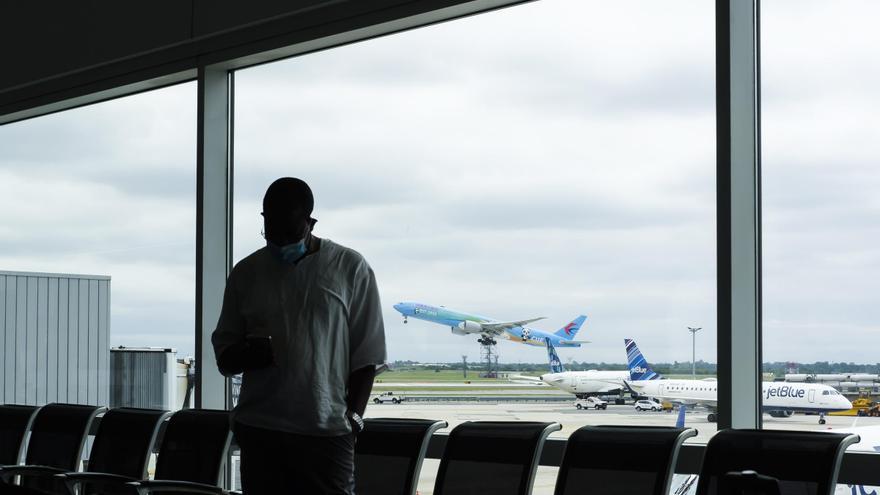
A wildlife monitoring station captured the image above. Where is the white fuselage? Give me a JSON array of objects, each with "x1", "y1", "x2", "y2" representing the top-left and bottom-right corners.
[
  {"x1": 541, "y1": 370, "x2": 629, "y2": 395},
  {"x1": 628, "y1": 379, "x2": 852, "y2": 413}
]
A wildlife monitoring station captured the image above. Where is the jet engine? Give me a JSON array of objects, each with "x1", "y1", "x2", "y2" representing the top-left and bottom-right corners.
[
  {"x1": 456, "y1": 320, "x2": 484, "y2": 333},
  {"x1": 767, "y1": 410, "x2": 793, "y2": 418},
  {"x1": 451, "y1": 328, "x2": 468, "y2": 336}
]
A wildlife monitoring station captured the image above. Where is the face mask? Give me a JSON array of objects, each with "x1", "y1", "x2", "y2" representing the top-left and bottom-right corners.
[{"x1": 267, "y1": 238, "x2": 308, "y2": 264}]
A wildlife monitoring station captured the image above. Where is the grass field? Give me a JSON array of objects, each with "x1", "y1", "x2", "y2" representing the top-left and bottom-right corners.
[
  {"x1": 375, "y1": 369, "x2": 528, "y2": 382},
  {"x1": 374, "y1": 369, "x2": 716, "y2": 383}
]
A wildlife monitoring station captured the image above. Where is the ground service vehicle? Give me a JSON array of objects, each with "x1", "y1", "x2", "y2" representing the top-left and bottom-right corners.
[
  {"x1": 634, "y1": 399, "x2": 662, "y2": 411},
  {"x1": 575, "y1": 397, "x2": 608, "y2": 410},
  {"x1": 373, "y1": 392, "x2": 403, "y2": 404}
]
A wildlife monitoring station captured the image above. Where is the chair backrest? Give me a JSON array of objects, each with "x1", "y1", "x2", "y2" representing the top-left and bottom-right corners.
[
  {"x1": 355, "y1": 418, "x2": 447, "y2": 495},
  {"x1": 153, "y1": 409, "x2": 232, "y2": 485},
  {"x1": 695, "y1": 429, "x2": 860, "y2": 495},
  {"x1": 24, "y1": 403, "x2": 106, "y2": 470},
  {"x1": 86, "y1": 408, "x2": 171, "y2": 478},
  {"x1": 434, "y1": 421, "x2": 561, "y2": 495},
  {"x1": 554, "y1": 425, "x2": 697, "y2": 495},
  {"x1": 0, "y1": 405, "x2": 39, "y2": 466}
]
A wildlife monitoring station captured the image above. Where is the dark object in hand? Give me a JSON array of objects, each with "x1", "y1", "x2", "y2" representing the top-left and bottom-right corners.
[{"x1": 218, "y1": 335, "x2": 275, "y2": 375}]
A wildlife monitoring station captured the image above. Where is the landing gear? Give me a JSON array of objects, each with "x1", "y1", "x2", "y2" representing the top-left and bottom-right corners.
[
  {"x1": 477, "y1": 337, "x2": 498, "y2": 346},
  {"x1": 403, "y1": 316, "x2": 408, "y2": 324},
  {"x1": 819, "y1": 413, "x2": 826, "y2": 425},
  {"x1": 707, "y1": 413, "x2": 717, "y2": 423}
]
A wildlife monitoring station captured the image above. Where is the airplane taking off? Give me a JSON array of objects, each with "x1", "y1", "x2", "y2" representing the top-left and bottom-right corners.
[
  {"x1": 535, "y1": 338, "x2": 628, "y2": 397},
  {"x1": 623, "y1": 338, "x2": 852, "y2": 424},
  {"x1": 392, "y1": 301, "x2": 589, "y2": 348}
]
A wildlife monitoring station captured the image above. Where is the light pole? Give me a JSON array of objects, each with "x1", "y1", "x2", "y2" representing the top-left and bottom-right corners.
[{"x1": 688, "y1": 327, "x2": 702, "y2": 380}]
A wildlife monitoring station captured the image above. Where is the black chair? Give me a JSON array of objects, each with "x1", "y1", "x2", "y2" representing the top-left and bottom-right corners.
[
  {"x1": 0, "y1": 405, "x2": 40, "y2": 467},
  {"x1": 433, "y1": 421, "x2": 561, "y2": 495},
  {"x1": 0, "y1": 403, "x2": 106, "y2": 493},
  {"x1": 354, "y1": 418, "x2": 447, "y2": 495},
  {"x1": 55, "y1": 407, "x2": 171, "y2": 494},
  {"x1": 695, "y1": 429, "x2": 860, "y2": 495},
  {"x1": 57, "y1": 409, "x2": 232, "y2": 495},
  {"x1": 553, "y1": 425, "x2": 697, "y2": 495}
]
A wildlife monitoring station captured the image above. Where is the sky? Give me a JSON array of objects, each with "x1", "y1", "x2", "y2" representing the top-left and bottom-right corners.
[{"x1": 0, "y1": 0, "x2": 877, "y2": 366}]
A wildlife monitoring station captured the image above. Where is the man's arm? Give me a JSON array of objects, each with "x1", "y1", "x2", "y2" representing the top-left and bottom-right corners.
[
  {"x1": 347, "y1": 365, "x2": 376, "y2": 417},
  {"x1": 347, "y1": 259, "x2": 387, "y2": 428},
  {"x1": 212, "y1": 274, "x2": 275, "y2": 376}
]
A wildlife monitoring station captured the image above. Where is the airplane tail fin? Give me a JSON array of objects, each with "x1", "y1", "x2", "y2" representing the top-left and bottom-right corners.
[
  {"x1": 676, "y1": 404, "x2": 687, "y2": 428},
  {"x1": 625, "y1": 338, "x2": 662, "y2": 381},
  {"x1": 555, "y1": 315, "x2": 587, "y2": 339},
  {"x1": 545, "y1": 338, "x2": 565, "y2": 373}
]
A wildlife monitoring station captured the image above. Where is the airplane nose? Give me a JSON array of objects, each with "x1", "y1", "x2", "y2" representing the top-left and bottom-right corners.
[{"x1": 393, "y1": 303, "x2": 403, "y2": 312}]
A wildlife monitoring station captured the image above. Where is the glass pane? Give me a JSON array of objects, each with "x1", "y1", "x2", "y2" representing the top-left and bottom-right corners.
[
  {"x1": 0, "y1": 83, "x2": 197, "y2": 409},
  {"x1": 762, "y1": 0, "x2": 880, "y2": 446},
  {"x1": 233, "y1": 0, "x2": 715, "y2": 492}
]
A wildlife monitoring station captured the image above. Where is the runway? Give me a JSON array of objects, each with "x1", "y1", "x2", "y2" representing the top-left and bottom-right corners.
[{"x1": 363, "y1": 401, "x2": 880, "y2": 495}]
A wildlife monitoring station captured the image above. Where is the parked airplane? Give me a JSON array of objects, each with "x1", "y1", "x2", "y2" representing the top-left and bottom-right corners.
[
  {"x1": 623, "y1": 338, "x2": 852, "y2": 424},
  {"x1": 513, "y1": 338, "x2": 628, "y2": 397},
  {"x1": 392, "y1": 301, "x2": 589, "y2": 348}
]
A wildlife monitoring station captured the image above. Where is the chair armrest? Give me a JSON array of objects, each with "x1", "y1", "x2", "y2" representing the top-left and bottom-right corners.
[
  {"x1": 56, "y1": 471, "x2": 139, "y2": 492},
  {"x1": 0, "y1": 465, "x2": 67, "y2": 483},
  {"x1": 128, "y1": 479, "x2": 226, "y2": 495}
]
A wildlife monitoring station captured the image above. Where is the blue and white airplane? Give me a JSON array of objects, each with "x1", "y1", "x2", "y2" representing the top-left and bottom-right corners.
[
  {"x1": 623, "y1": 338, "x2": 852, "y2": 424},
  {"x1": 392, "y1": 301, "x2": 589, "y2": 348}
]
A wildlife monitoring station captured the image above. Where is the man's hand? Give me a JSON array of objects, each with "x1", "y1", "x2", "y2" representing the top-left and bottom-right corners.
[
  {"x1": 217, "y1": 335, "x2": 275, "y2": 376},
  {"x1": 347, "y1": 411, "x2": 364, "y2": 435},
  {"x1": 245, "y1": 335, "x2": 275, "y2": 368}
]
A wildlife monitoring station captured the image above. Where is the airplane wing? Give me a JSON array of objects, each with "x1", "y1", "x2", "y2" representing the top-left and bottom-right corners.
[
  {"x1": 480, "y1": 317, "x2": 546, "y2": 333},
  {"x1": 508, "y1": 374, "x2": 545, "y2": 384}
]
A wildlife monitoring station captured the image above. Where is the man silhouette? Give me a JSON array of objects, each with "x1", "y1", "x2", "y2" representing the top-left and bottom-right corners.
[{"x1": 212, "y1": 177, "x2": 386, "y2": 494}]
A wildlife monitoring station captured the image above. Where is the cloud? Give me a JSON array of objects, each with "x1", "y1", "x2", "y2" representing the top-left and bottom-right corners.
[{"x1": 1, "y1": 0, "x2": 878, "y2": 366}]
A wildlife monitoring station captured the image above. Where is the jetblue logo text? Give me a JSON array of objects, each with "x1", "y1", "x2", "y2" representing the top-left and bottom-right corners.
[
  {"x1": 632, "y1": 366, "x2": 647, "y2": 374},
  {"x1": 765, "y1": 385, "x2": 805, "y2": 399}
]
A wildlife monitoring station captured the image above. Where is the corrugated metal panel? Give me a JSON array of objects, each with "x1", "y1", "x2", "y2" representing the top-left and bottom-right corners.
[
  {"x1": 110, "y1": 349, "x2": 175, "y2": 410},
  {"x1": 0, "y1": 270, "x2": 110, "y2": 406}
]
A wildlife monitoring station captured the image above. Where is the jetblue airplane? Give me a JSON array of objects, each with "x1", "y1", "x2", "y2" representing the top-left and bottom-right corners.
[
  {"x1": 392, "y1": 301, "x2": 589, "y2": 348},
  {"x1": 623, "y1": 338, "x2": 852, "y2": 424}
]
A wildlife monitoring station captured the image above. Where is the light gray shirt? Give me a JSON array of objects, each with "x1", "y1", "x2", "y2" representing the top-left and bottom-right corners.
[{"x1": 212, "y1": 239, "x2": 386, "y2": 435}]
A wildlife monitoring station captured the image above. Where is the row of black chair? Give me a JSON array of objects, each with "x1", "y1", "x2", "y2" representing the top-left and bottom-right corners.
[
  {"x1": 356, "y1": 419, "x2": 859, "y2": 495},
  {"x1": 0, "y1": 403, "x2": 231, "y2": 495},
  {"x1": 1, "y1": 404, "x2": 861, "y2": 495},
  {"x1": 357, "y1": 420, "x2": 694, "y2": 495}
]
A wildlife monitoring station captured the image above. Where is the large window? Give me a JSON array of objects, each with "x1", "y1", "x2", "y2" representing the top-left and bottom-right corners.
[
  {"x1": 762, "y1": 0, "x2": 880, "y2": 438},
  {"x1": 0, "y1": 84, "x2": 197, "y2": 405},
  {"x1": 233, "y1": 0, "x2": 715, "y2": 472}
]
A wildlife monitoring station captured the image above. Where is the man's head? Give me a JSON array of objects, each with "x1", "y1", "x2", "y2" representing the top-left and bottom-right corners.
[{"x1": 262, "y1": 177, "x2": 316, "y2": 246}]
